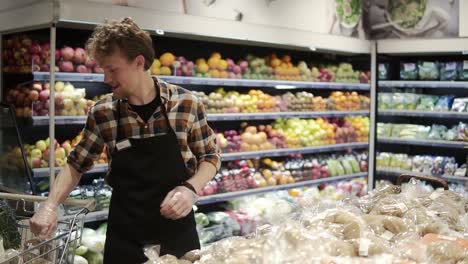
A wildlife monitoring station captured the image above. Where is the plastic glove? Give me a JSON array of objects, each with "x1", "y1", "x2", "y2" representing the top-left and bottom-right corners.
[
  {"x1": 29, "y1": 201, "x2": 58, "y2": 240},
  {"x1": 160, "y1": 186, "x2": 198, "y2": 220}
]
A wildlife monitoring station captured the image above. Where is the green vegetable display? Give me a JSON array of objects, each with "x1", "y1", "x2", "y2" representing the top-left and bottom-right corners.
[
  {"x1": 195, "y1": 213, "x2": 210, "y2": 227},
  {"x1": 0, "y1": 200, "x2": 20, "y2": 250}
]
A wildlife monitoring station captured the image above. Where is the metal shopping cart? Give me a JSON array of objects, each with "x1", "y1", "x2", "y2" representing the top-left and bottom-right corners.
[{"x1": 0, "y1": 192, "x2": 95, "y2": 264}]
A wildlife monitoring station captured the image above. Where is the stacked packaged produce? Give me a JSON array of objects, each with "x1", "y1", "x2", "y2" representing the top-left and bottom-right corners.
[
  {"x1": 142, "y1": 179, "x2": 468, "y2": 263},
  {"x1": 199, "y1": 153, "x2": 368, "y2": 197},
  {"x1": 379, "y1": 61, "x2": 468, "y2": 81},
  {"x1": 377, "y1": 122, "x2": 468, "y2": 142},
  {"x1": 376, "y1": 152, "x2": 467, "y2": 177},
  {"x1": 378, "y1": 93, "x2": 468, "y2": 112},
  {"x1": 195, "y1": 88, "x2": 370, "y2": 114}
]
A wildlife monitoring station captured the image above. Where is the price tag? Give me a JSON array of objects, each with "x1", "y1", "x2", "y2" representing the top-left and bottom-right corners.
[
  {"x1": 464, "y1": 61, "x2": 468, "y2": 70},
  {"x1": 359, "y1": 238, "x2": 371, "y2": 257},
  {"x1": 446, "y1": 62, "x2": 456, "y2": 71},
  {"x1": 381, "y1": 230, "x2": 394, "y2": 241},
  {"x1": 404, "y1": 63, "x2": 416, "y2": 71}
]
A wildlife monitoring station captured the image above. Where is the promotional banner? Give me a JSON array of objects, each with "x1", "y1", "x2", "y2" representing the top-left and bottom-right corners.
[{"x1": 364, "y1": 0, "x2": 460, "y2": 39}]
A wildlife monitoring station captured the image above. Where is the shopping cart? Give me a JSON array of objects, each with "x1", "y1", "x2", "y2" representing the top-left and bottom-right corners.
[
  {"x1": 396, "y1": 174, "x2": 449, "y2": 190},
  {"x1": 0, "y1": 192, "x2": 95, "y2": 264}
]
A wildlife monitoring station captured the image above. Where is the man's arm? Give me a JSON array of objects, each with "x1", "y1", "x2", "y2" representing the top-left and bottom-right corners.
[
  {"x1": 161, "y1": 98, "x2": 220, "y2": 220},
  {"x1": 47, "y1": 163, "x2": 82, "y2": 206},
  {"x1": 186, "y1": 161, "x2": 217, "y2": 193},
  {"x1": 30, "y1": 105, "x2": 104, "y2": 239}
]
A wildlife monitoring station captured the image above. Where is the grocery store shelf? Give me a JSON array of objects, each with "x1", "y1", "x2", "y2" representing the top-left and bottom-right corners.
[
  {"x1": 379, "y1": 81, "x2": 468, "y2": 89},
  {"x1": 32, "y1": 116, "x2": 87, "y2": 126},
  {"x1": 208, "y1": 111, "x2": 369, "y2": 121},
  {"x1": 378, "y1": 137, "x2": 468, "y2": 149},
  {"x1": 379, "y1": 110, "x2": 468, "y2": 120},
  {"x1": 79, "y1": 172, "x2": 367, "y2": 221},
  {"x1": 377, "y1": 38, "x2": 468, "y2": 55},
  {"x1": 197, "y1": 173, "x2": 368, "y2": 205},
  {"x1": 33, "y1": 143, "x2": 368, "y2": 177},
  {"x1": 221, "y1": 143, "x2": 369, "y2": 161},
  {"x1": 377, "y1": 169, "x2": 468, "y2": 183},
  {"x1": 32, "y1": 72, "x2": 370, "y2": 90},
  {"x1": 81, "y1": 210, "x2": 109, "y2": 223},
  {"x1": 32, "y1": 164, "x2": 108, "y2": 178},
  {"x1": 31, "y1": 111, "x2": 370, "y2": 125}
]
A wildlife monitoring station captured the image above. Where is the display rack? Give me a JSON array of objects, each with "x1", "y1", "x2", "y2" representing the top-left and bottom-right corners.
[
  {"x1": 375, "y1": 39, "x2": 468, "y2": 187},
  {"x1": 31, "y1": 111, "x2": 370, "y2": 125},
  {"x1": 0, "y1": 0, "x2": 375, "y2": 223},
  {"x1": 378, "y1": 137, "x2": 468, "y2": 149},
  {"x1": 376, "y1": 169, "x2": 468, "y2": 184},
  {"x1": 32, "y1": 72, "x2": 370, "y2": 90},
  {"x1": 31, "y1": 142, "x2": 369, "y2": 177},
  {"x1": 379, "y1": 110, "x2": 468, "y2": 120},
  {"x1": 379, "y1": 81, "x2": 468, "y2": 89},
  {"x1": 82, "y1": 172, "x2": 367, "y2": 222}
]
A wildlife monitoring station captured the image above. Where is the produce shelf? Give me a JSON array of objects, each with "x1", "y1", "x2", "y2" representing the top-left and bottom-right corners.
[
  {"x1": 197, "y1": 173, "x2": 367, "y2": 205},
  {"x1": 31, "y1": 111, "x2": 370, "y2": 125},
  {"x1": 378, "y1": 137, "x2": 468, "y2": 149},
  {"x1": 78, "y1": 172, "x2": 367, "y2": 222},
  {"x1": 207, "y1": 111, "x2": 369, "y2": 121},
  {"x1": 221, "y1": 142, "x2": 369, "y2": 161},
  {"x1": 32, "y1": 143, "x2": 368, "y2": 177},
  {"x1": 379, "y1": 110, "x2": 468, "y2": 120},
  {"x1": 376, "y1": 169, "x2": 468, "y2": 183},
  {"x1": 32, "y1": 116, "x2": 87, "y2": 126},
  {"x1": 32, "y1": 72, "x2": 370, "y2": 90},
  {"x1": 379, "y1": 81, "x2": 468, "y2": 89},
  {"x1": 32, "y1": 164, "x2": 108, "y2": 178}
]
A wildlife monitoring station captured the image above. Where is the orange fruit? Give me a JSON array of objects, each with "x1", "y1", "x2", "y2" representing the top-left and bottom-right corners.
[
  {"x1": 208, "y1": 57, "x2": 220, "y2": 69},
  {"x1": 197, "y1": 63, "x2": 209, "y2": 74},
  {"x1": 159, "y1": 52, "x2": 175, "y2": 67},
  {"x1": 219, "y1": 70, "x2": 229, "y2": 79},
  {"x1": 159, "y1": 66, "x2": 171, "y2": 75},
  {"x1": 211, "y1": 52, "x2": 222, "y2": 59},
  {"x1": 218, "y1": 59, "x2": 228, "y2": 71},
  {"x1": 196, "y1": 58, "x2": 206, "y2": 65},
  {"x1": 209, "y1": 69, "x2": 220, "y2": 78}
]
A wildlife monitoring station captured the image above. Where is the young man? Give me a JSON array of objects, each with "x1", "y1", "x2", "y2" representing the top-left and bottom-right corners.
[{"x1": 30, "y1": 18, "x2": 220, "y2": 262}]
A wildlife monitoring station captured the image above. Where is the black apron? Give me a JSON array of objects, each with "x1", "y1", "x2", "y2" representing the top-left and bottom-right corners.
[{"x1": 103, "y1": 89, "x2": 200, "y2": 263}]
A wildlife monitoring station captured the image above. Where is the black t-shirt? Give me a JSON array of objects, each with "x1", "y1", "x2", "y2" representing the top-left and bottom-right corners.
[{"x1": 129, "y1": 95, "x2": 161, "y2": 123}]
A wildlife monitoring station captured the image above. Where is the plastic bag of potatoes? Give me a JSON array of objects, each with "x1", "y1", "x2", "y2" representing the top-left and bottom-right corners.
[{"x1": 146, "y1": 179, "x2": 468, "y2": 263}]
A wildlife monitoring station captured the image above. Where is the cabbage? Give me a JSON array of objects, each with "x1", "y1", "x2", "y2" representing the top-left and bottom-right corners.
[
  {"x1": 75, "y1": 245, "x2": 88, "y2": 256},
  {"x1": 82, "y1": 228, "x2": 97, "y2": 238},
  {"x1": 84, "y1": 251, "x2": 103, "y2": 264},
  {"x1": 96, "y1": 223, "x2": 107, "y2": 235},
  {"x1": 74, "y1": 255, "x2": 89, "y2": 264},
  {"x1": 81, "y1": 234, "x2": 106, "y2": 253}
]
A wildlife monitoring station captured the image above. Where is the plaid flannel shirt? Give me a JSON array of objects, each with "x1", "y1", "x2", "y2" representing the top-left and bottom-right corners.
[{"x1": 67, "y1": 77, "x2": 221, "y2": 176}]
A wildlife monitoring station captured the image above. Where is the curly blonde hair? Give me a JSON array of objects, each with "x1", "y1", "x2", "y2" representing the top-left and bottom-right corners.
[{"x1": 86, "y1": 17, "x2": 154, "y2": 70}]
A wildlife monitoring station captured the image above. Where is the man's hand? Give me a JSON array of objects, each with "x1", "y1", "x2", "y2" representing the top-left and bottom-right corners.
[
  {"x1": 160, "y1": 186, "x2": 198, "y2": 220},
  {"x1": 29, "y1": 201, "x2": 58, "y2": 240}
]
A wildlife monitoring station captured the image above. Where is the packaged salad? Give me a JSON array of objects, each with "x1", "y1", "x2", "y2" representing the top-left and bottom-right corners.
[
  {"x1": 400, "y1": 62, "x2": 418, "y2": 80},
  {"x1": 440, "y1": 62, "x2": 460, "y2": 81},
  {"x1": 418, "y1": 61, "x2": 440, "y2": 80}
]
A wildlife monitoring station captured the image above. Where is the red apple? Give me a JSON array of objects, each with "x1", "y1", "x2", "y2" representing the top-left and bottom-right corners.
[
  {"x1": 39, "y1": 90, "x2": 50, "y2": 101},
  {"x1": 29, "y1": 42, "x2": 41, "y2": 54},
  {"x1": 60, "y1": 46, "x2": 74, "y2": 61},
  {"x1": 73, "y1": 48, "x2": 86, "y2": 64},
  {"x1": 76, "y1": 64, "x2": 88, "y2": 73}
]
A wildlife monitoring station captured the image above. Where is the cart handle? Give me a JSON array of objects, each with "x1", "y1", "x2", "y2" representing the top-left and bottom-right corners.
[
  {"x1": 0, "y1": 192, "x2": 96, "y2": 211},
  {"x1": 396, "y1": 174, "x2": 449, "y2": 190}
]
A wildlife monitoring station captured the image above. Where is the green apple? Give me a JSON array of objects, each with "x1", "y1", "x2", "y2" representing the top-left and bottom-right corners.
[
  {"x1": 30, "y1": 148, "x2": 42, "y2": 159},
  {"x1": 35, "y1": 140, "x2": 47, "y2": 152}
]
